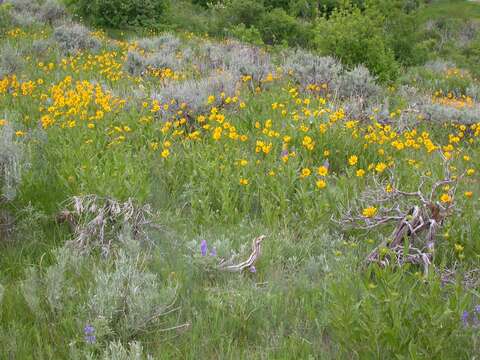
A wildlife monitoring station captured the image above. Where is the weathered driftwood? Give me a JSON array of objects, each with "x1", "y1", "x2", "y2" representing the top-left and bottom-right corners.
[
  {"x1": 337, "y1": 152, "x2": 464, "y2": 274},
  {"x1": 57, "y1": 195, "x2": 154, "y2": 256},
  {"x1": 365, "y1": 204, "x2": 443, "y2": 275},
  {"x1": 218, "y1": 235, "x2": 266, "y2": 272}
]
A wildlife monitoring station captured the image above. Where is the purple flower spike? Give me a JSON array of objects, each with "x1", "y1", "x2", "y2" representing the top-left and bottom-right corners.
[
  {"x1": 249, "y1": 265, "x2": 256, "y2": 273},
  {"x1": 210, "y1": 247, "x2": 217, "y2": 257},
  {"x1": 461, "y1": 310, "x2": 469, "y2": 327},
  {"x1": 200, "y1": 239, "x2": 208, "y2": 257},
  {"x1": 475, "y1": 305, "x2": 480, "y2": 314},
  {"x1": 84, "y1": 324, "x2": 96, "y2": 344},
  {"x1": 84, "y1": 324, "x2": 94, "y2": 335},
  {"x1": 85, "y1": 335, "x2": 96, "y2": 344}
]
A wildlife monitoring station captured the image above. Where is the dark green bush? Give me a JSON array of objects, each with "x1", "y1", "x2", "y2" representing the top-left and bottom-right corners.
[
  {"x1": 160, "y1": 0, "x2": 210, "y2": 33},
  {"x1": 219, "y1": 0, "x2": 266, "y2": 28},
  {"x1": 264, "y1": 0, "x2": 290, "y2": 10},
  {"x1": 228, "y1": 24, "x2": 264, "y2": 46},
  {"x1": 191, "y1": 0, "x2": 221, "y2": 7},
  {"x1": 289, "y1": 0, "x2": 320, "y2": 19},
  {"x1": 315, "y1": 6, "x2": 399, "y2": 82},
  {"x1": 263, "y1": 0, "x2": 365, "y2": 16},
  {"x1": 259, "y1": 8, "x2": 313, "y2": 47},
  {"x1": 367, "y1": 0, "x2": 425, "y2": 66},
  {"x1": 66, "y1": 0, "x2": 168, "y2": 28}
]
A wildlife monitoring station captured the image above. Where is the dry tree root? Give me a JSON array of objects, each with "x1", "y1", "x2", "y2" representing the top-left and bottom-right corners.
[
  {"x1": 336, "y1": 152, "x2": 465, "y2": 275},
  {"x1": 56, "y1": 195, "x2": 155, "y2": 256},
  {"x1": 218, "y1": 235, "x2": 266, "y2": 272}
]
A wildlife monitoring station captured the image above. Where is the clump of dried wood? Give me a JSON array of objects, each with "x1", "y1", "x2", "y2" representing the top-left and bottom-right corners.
[
  {"x1": 57, "y1": 195, "x2": 155, "y2": 256},
  {"x1": 336, "y1": 153, "x2": 465, "y2": 275},
  {"x1": 218, "y1": 235, "x2": 266, "y2": 272}
]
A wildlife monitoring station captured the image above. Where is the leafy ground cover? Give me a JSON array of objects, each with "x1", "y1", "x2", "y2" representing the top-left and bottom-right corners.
[{"x1": 0, "y1": 0, "x2": 479, "y2": 358}]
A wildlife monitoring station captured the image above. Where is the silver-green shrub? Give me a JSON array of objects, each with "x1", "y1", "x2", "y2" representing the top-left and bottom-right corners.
[
  {"x1": 124, "y1": 51, "x2": 147, "y2": 77},
  {"x1": 20, "y1": 245, "x2": 80, "y2": 318},
  {"x1": 137, "y1": 33, "x2": 181, "y2": 53},
  {"x1": 227, "y1": 43, "x2": 273, "y2": 85},
  {"x1": 283, "y1": 49, "x2": 342, "y2": 89},
  {"x1": 8, "y1": 0, "x2": 65, "y2": 26},
  {"x1": 7, "y1": 0, "x2": 41, "y2": 14},
  {"x1": 125, "y1": 49, "x2": 182, "y2": 76},
  {"x1": 147, "y1": 51, "x2": 180, "y2": 72},
  {"x1": 197, "y1": 41, "x2": 273, "y2": 84},
  {"x1": 0, "y1": 43, "x2": 24, "y2": 77},
  {"x1": 87, "y1": 247, "x2": 176, "y2": 340},
  {"x1": 153, "y1": 73, "x2": 237, "y2": 117},
  {"x1": 466, "y1": 83, "x2": 480, "y2": 101},
  {"x1": 31, "y1": 39, "x2": 53, "y2": 56},
  {"x1": 38, "y1": 0, "x2": 66, "y2": 25},
  {"x1": 21, "y1": 238, "x2": 178, "y2": 343},
  {"x1": 53, "y1": 23, "x2": 100, "y2": 54},
  {"x1": 421, "y1": 102, "x2": 480, "y2": 125},
  {"x1": 337, "y1": 65, "x2": 381, "y2": 100},
  {"x1": 0, "y1": 124, "x2": 23, "y2": 202},
  {"x1": 423, "y1": 60, "x2": 456, "y2": 74}
]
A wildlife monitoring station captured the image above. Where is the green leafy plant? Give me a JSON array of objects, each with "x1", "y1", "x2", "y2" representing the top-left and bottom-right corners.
[
  {"x1": 66, "y1": 0, "x2": 168, "y2": 28},
  {"x1": 315, "y1": 5, "x2": 399, "y2": 82}
]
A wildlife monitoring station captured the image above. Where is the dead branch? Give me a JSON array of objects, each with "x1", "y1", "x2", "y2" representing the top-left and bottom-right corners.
[
  {"x1": 218, "y1": 235, "x2": 266, "y2": 272},
  {"x1": 58, "y1": 195, "x2": 155, "y2": 256},
  {"x1": 335, "y1": 152, "x2": 465, "y2": 274}
]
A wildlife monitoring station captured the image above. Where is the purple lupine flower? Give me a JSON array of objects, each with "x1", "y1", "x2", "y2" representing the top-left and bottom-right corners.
[
  {"x1": 280, "y1": 149, "x2": 289, "y2": 158},
  {"x1": 84, "y1": 324, "x2": 96, "y2": 344},
  {"x1": 200, "y1": 240, "x2": 208, "y2": 257},
  {"x1": 323, "y1": 159, "x2": 330, "y2": 170},
  {"x1": 461, "y1": 311, "x2": 469, "y2": 327},
  {"x1": 210, "y1": 247, "x2": 217, "y2": 257},
  {"x1": 84, "y1": 324, "x2": 94, "y2": 335},
  {"x1": 85, "y1": 334, "x2": 96, "y2": 344},
  {"x1": 475, "y1": 305, "x2": 480, "y2": 314},
  {"x1": 249, "y1": 265, "x2": 256, "y2": 273}
]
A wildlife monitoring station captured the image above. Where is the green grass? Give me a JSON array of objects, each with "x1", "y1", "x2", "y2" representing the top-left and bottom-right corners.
[
  {"x1": 0, "y1": 2, "x2": 479, "y2": 358},
  {"x1": 418, "y1": 0, "x2": 480, "y2": 21}
]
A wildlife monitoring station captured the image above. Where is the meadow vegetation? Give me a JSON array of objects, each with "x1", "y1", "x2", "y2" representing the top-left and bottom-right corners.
[{"x1": 0, "y1": 0, "x2": 479, "y2": 358}]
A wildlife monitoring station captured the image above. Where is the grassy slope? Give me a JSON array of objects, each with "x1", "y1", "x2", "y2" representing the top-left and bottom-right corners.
[
  {"x1": 418, "y1": 0, "x2": 480, "y2": 21},
  {"x1": 0, "y1": 2, "x2": 479, "y2": 359}
]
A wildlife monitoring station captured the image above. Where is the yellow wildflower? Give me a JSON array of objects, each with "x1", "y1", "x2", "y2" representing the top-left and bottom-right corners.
[
  {"x1": 317, "y1": 166, "x2": 328, "y2": 177},
  {"x1": 440, "y1": 193, "x2": 452, "y2": 203},
  {"x1": 300, "y1": 168, "x2": 311, "y2": 178},
  {"x1": 362, "y1": 206, "x2": 378, "y2": 218},
  {"x1": 356, "y1": 169, "x2": 365, "y2": 177},
  {"x1": 161, "y1": 149, "x2": 170, "y2": 158},
  {"x1": 375, "y1": 162, "x2": 387, "y2": 173},
  {"x1": 316, "y1": 179, "x2": 327, "y2": 189},
  {"x1": 348, "y1": 155, "x2": 358, "y2": 166}
]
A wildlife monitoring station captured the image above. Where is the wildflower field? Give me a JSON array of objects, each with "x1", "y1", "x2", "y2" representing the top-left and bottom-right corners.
[{"x1": 0, "y1": 0, "x2": 480, "y2": 358}]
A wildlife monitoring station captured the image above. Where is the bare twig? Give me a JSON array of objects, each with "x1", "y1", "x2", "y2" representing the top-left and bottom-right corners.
[
  {"x1": 57, "y1": 195, "x2": 155, "y2": 256},
  {"x1": 336, "y1": 152, "x2": 464, "y2": 273},
  {"x1": 218, "y1": 235, "x2": 266, "y2": 272}
]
